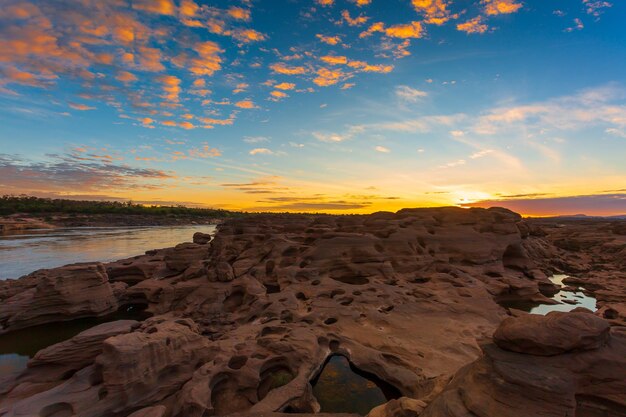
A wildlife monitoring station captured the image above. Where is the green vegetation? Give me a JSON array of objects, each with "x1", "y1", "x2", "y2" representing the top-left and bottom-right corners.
[{"x1": 0, "y1": 196, "x2": 241, "y2": 218}]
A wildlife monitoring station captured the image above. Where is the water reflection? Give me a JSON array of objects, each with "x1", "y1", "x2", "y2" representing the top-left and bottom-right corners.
[
  {"x1": 0, "y1": 225, "x2": 216, "y2": 279},
  {"x1": 502, "y1": 274, "x2": 597, "y2": 315},
  {"x1": 312, "y1": 355, "x2": 400, "y2": 415},
  {"x1": 0, "y1": 304, "x2": 150, "y2": 375}
]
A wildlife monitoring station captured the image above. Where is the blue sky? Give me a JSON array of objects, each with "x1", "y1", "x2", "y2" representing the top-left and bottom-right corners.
[{"x1": 1, "y1": 0, "x2": 625, "y2": 215}]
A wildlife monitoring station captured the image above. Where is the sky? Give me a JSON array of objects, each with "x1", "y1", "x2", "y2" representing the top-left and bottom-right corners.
[{"x1": 0, "y1": 0, "x2": 625, "y2": 216}]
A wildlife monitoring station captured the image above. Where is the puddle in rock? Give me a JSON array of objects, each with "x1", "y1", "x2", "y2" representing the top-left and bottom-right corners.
[
  {"x1": 312, "y1": 355, "x2": 400, "y2": 415},
  {"x1": 0, "y1": 304, "x2": 150, "y2": 376},
  {"x1": 501, "y1": 274, "x2": 597, "y2": 315}
]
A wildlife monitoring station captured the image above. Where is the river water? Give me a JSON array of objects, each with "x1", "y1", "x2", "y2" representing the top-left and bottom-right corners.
[
  {"x1": 0, "y1": 225, "x2": 216, "y2": 376},
  {"x1": 0, "y1": 225, "x2": 216, "y2": 280}
]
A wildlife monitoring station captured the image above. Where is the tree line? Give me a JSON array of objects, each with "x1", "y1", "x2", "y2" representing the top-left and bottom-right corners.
[{"x1": 0, "y1": 196, "x2": 240, "y2": 218}]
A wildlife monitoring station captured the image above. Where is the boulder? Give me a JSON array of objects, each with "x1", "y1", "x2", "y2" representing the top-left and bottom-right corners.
[
  {"x1": 193, "y1": 231, "x2": 212, "y2": 245},
  {"x1": 493, "y1": 311, "x2": 610, "y2": 356},
  {"x1": 28, "y1": 320, "x2": 139, "y2": 375},
  {"x1": 0, "y1": 263, "x2": 118, "y2": 334}
]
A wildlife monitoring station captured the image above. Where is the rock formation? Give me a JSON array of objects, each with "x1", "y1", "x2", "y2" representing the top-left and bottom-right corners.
[
  {"x1": 0, "y1": 263, "x2": 121, "y2": 334},
  {"x1": 0, "y1": 207, "x2": 624, "y2": 417},
  {"x1": 421, "y1": 311, "x2": 626, "y2": 417}
]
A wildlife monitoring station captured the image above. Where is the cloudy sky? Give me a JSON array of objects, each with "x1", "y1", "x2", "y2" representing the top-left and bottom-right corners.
[{"x1": 1, "y1": 0, "x2": 625, "y2": 215}]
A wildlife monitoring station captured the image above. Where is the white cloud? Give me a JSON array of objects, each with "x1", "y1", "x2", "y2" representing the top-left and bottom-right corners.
[
  {"x1": 244, "y1": 136, "x2": 270, "y2": 143},
  {"x1": 375, "y1": 145, "x2": 390, "y2": 153},
  {"x1": 289, "y1": 142, "x2": 305, "y2": 147},
  {"x1": 450, "y1": 130, "x2": 465, "y2": 137},
  {"x1": 606, "y1": 128, "x2": 626, "y2": 138},
  {"x1": 312, "y1": 131, "x2": 350, "y2": 142},
  {"x1": 249, "y1": 148, "x2": 274, "y2": 155},
  {"x1": 439, "y1": 159, "x2": 466, "y2": 169},
  {"x1": 469, "y1": 149, "x2": 494, "y2": 159},
  {"x1": 564, "y1": 18, "x2": 584, "y2": 32},
  {"x1": 396, "y1": 85, "x2": 428, "y2": 102}
]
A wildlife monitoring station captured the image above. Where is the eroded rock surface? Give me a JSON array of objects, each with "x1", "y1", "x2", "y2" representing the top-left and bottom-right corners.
[
  {"x1": 0, "y1": 209, "x2": 624, "y2": 417},
  {"x1": 421, "y1": 312, "x2": 626, "y2": 417},
  {"x1": 0, "y1": 263, "x2": 120, "y2": 334}
]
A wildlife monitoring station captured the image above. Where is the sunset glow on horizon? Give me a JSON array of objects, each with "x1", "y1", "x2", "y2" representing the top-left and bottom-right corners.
[{"x1": 1, "y1": 0, "x2": 625, "y2": 215}]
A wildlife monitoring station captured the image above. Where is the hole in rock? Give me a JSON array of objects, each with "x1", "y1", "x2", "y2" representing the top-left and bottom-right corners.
[
  {"x1": 228, "y1": 355, "x2": 248, "y2": 370},
  {"x1": 324, "y1": 318, "x2": 338, "y2": 325},
  {"x1": 264, "y1": 283, "x2": 281, "y2": 294},
  {"x1": 0, "y1": 303, "x2": 150, "y2": 376},
  {"x1": 257, "y1": 363, "x2": 295, "y2": 400},
  {"x1": 224, "y1": 289, "x2": 245, "y2": 312},
  {"x1": 265, "y1": 260, "x2": 276, "y2": 275},
  {"x1": 211, "y1": 375, "x2": 254, "y2": 415},
  {"x1": 311, "y1": 355, "x2": 400, "y2": 415}
]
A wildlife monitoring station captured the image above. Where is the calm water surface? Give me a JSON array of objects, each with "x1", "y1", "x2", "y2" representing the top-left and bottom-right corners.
[
  {"x1": 0, "y1": 225, "x2": 215, "y2": 376},
  {"x1": 0, "y1": 225, "x2": 216, "y2": 279},
  {"x1": 312, "y1": 355, "x2": 400, "y2": 414},
  {"x1": 502, "y1": 274, "x2": 597, "y2": 315}
]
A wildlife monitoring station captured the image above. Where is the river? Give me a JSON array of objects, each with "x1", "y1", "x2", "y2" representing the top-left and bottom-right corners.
[{"x1": 0, "y1": 225, "x2": 217, "y2": 280}]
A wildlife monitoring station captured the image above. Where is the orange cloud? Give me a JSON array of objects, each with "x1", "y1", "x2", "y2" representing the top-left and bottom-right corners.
[
  {"x1": 321, "y1": 55, "x2": 349, "y2": 65},
  {"x1": 316, "y1": 0, "x2": 334, "y2": 6},
  {"x1": 132, "y1": 0, "x2": 176, "y2": 15},
  {"x1": 189, "y1": 41, "x2": 223, "y2": 76},
  {"x1": 270, "y1": 63, "x2": 308, "y2": 75},
  {"x1": 352, "y1": 0, "x2": 372, "y2": 6},
  {"x1": 385, "y1": 22, "x2": 425, "y2": 38},
  {"x1": 141, "y1": 117, "x2": 155, "y2": 127},
  {"x1": 316, "y1": 34, "x2": 341, "y2": 45},
  {"x1": 228, "y1": 7, "x2": 251, "y2": 21},
  {"x1": 483, "y1": 0, "x2": 523, "y2": 15},
  {"x1": 341, "y1": 10, "x2": 369, "y2": 26},
  {"x1": 69, "y1": 102, "x2": 96, "y2": 111},
  {"x1": 270, "y1": 90, "x2": 288, "y2": 98},
  {"x1": 274, "y1": 82, "x2": 296, "y2": 90},
  {"x1": 235, "y1": 100, "x2": 257, "y2": 109},
  {"x1": 116, "y1": 71, "x2": 137, "y2": 83},
  {"x1": 349, "y1": 61, "x2": 394, "y2": 73},
  {"x1": 157, "y1": 75, "x2": 182, "y2": 103},
  {"x1": 360, "y1": 21, "x2": 384, "y2": 37},
  {"x1": 230, "y1": 28, "x2": 266, "y2": 43},
  {"x1": 189, "y1": 144, "x2": 221, "y2": 158},
  {"x1": 313, "y1": 67, "x2": 346, "y2": 87},
  {"x1": 1, "y1": 66, "x2": 54, "y2": 87},
  {"x1": 192, "y1": 78, "x2": 206, "y2": 87},
  {"x1": 457, "y1": 17, "x2": 489, "y2": 34},
  {"x1": 178, "y1": 121, "x2": 195, "y2": 129},
  {"x1": 179, "y1": 0, "x2": 199, "y2": 17},
  {"x1": 411, "y1": 0, "x2": 452, "y2": 25},
  {"x1": 137, "y1": 46, "x2": 165, "y2": 72},
  {"x1": 162, "y1": 120, "x2": 177, "y2": 126}
]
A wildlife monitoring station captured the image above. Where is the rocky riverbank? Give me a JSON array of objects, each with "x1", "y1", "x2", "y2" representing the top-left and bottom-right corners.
[
  {"x1": 0, "y1": 207, "x2": 624, "y2": 417},
  {"x1": 0, "y1": 214, "x2": 224, "y2": 233}
]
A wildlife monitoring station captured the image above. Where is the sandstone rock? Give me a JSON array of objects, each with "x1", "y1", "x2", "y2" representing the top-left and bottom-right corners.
[
  {"x1": 28, "y1": 320, "x2": 139, "y2": 376},
  {"x1": 164, "y1": 242, "x2": 208, "y2": 273},
  {"x1": 493, "y1": 311, "x2": 610, "y2": 356},
  {"x1": 95, "y1": 318, "x2": 211, "y2": 407},
  {"x1": 421, "y1": 322, "x2": 626, "y2": 417},
  {"x1": 193, "y1": 231, "x2": 212, "y2": 244},
  {"x1": 0, "y1": 263, "x2": 118, "y2": 334},
  {"x1": 2, "y1": 209, "x2": 624, "y2": 417},
  {"x1": 367, "y1": 397, "x2": 427, "y2": 417}
]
